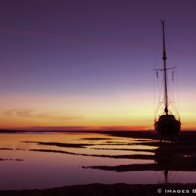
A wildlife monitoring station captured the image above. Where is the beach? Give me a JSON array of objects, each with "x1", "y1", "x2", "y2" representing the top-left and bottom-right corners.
[
  {"x1": 1, "y1": 183, "x2": 196, "y2": 196},
  {"x1": 0, "y1": 130, "x2": 196, "y2": 195}
]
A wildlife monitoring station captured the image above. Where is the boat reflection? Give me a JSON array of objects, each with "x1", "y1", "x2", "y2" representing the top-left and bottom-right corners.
[
  {"x1": 155, "y1": 141, "x2": 196, "y2": 183},
  {"x1": 84, "y1": 139, "x2": 196, "y2": 183}
]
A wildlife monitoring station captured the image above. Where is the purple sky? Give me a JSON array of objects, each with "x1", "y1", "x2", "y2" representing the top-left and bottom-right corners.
[{"x1": 0, "y1": 0, "x2": 196, "y2": 129}]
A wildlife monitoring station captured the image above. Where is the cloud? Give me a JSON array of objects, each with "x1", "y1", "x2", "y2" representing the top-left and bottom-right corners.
[
  {"x1": 16, "y1": 110, "x2": 32, "y2": 118},
  {"x1": 36, "y1": 112, "x2": 77, "y2": 121},
  {"x1": 4, "y1": 108, "x2": 81, "y2": 121},
  {"x1": 29, "y1": 126, "x2": 94, "y2": 131}
]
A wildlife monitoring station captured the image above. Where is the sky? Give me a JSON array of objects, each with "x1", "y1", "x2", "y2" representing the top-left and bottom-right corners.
[{"x1": 0, "y1": 0, "x2": 196, "y2": 130}]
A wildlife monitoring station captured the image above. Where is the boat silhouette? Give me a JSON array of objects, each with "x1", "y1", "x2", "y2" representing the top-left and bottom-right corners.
[{"x1": 154, "y1": 21, "x2": 181, "y2": 139}]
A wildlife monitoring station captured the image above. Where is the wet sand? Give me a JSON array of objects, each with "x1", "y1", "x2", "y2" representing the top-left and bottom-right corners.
[
  {"x1": 0, "y1": 130, "x2": 196, "y2": 195},
  {"x1": 83, "y1": 131, "x2": 196, "y2": 172},
  {"x1": 22, "y1": 131, "x2": 196, "y2": 171}
]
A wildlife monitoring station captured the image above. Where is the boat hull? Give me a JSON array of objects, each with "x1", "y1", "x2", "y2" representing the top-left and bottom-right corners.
[{"x1": 155, "y1": 115, "x2": 181, "y2": 136}]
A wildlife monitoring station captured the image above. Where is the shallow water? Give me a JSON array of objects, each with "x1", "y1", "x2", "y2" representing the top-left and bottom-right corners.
[{"x1": 0, "y1": 132, "x2": 195, "y2": 190}]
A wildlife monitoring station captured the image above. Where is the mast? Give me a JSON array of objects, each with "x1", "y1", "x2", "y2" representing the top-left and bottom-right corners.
[{"x1": 162, "y1": 20, "x2": 168, "y2": 115}]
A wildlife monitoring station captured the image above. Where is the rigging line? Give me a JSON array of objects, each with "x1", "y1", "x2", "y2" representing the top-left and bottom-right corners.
[
  {"x1": 154, "y1": 102, "x2": 162, "y2": 117},
  {"x1": 168, "y1": 91, "x2": 178, "y2": 115},
  {"x1": 169, "y1": 69, "x2": 177, "y2": 103},
  {"x1": 153, "y1": 31, "x2": 162, "y2": 120},
  {"x1": 167, "y1": 69, "x2": 181, "y2": 118},
  {"x1": 154, "y1": 74, "x2": 163, "y2": 117},
  {"x1": 163, "y1": 27, "x2": 181, "y2": 118},
  {"x1": 168, "y1": 74, "x2": 174, "y2": 104},
  {"x1": 154, "y1": 70, "x2": 162, "y2": 117},
  {"x1": 167, "y1": 69, "x2": 177, "y2": 115},
  {"x1": 153, "y1": 69, "x2": 156, "y2": 120},
  {"x1": 155, "y1": 69, "x2": 164, "y2": 104},
  {"x1": 158, "y1": 70, "x2": 164, "y2": 103},
  {"x1": 174, "y1": 66, "x2": 181, "y2": 118},
  {"x1": 153, "y1": 24, "x2": 162, "y2": 71},
  {"x1": 154, "y1": 71, "x2": 160, "y2": 116},
  {"x1": 155, "y1": 76, "x2": 163, "y2": 115},
  {"x1": 171, "y1": 47, "x2": 180, "y2": 115}
]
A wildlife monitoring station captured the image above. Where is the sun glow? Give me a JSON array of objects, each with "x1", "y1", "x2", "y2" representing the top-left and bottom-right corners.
[{"x1": 0, "y1": 90, "x2": 195, "y2": 131}]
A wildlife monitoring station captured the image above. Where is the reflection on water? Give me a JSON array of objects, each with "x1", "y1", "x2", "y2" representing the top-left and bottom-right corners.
[{"x1": 0, "y1": 131, "x2": 196, "y2": 190}]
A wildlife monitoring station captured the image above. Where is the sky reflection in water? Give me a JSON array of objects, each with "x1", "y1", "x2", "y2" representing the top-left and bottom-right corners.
[{"x1": 0, "y1": 132, "x2": 195, "y2": 190}]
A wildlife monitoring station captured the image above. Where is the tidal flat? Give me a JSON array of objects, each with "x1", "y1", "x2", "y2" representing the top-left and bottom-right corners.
[{"x1": 0, "y1": 130, "x2": 196, "y2": 195}]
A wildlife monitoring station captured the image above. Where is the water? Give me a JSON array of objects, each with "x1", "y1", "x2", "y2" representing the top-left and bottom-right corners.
[{"x1": 0, "y1": 132, "x2": 195, "y2": 190}]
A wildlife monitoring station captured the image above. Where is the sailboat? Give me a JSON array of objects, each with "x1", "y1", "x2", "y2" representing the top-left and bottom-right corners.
[{"x1": 154, "y1": 21, "x2": 181, "y2": 138}]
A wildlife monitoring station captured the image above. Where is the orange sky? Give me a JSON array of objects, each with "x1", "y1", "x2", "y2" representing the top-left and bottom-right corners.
[{"x1": 0, "y1": 92, "x2": 195, "y2": 131}]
